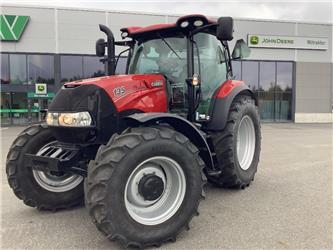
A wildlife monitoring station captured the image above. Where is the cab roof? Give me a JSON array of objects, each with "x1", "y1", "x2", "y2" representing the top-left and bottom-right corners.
[{"x1": 120, "y1": 14, "x2": 217, "y2": 39}]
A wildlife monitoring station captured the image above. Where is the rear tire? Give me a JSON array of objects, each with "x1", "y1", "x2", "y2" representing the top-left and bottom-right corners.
[
  {"x1": 6, "y1": 125, "x2": 84, "y2": 210},
  {"x1": 85, "y1": 126, "x2": 206, "y2": 248},
  {"x1": 208, "y1": 95, "x2": 261, "y2": 188}
]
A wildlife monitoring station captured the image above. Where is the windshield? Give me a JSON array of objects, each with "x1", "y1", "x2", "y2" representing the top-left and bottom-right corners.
[{"x1": 128, "y1": 37, "x2": 187, "y2": 83}]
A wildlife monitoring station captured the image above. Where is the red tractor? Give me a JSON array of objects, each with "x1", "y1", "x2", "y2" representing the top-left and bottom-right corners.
[{"x1": 6, "y1": 15, "x2": 261, "y2": 248}]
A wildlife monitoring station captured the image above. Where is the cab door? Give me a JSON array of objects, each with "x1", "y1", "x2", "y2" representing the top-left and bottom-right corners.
[{"x1": 193, "y1": 33, "x2": 228, "y2": 118}]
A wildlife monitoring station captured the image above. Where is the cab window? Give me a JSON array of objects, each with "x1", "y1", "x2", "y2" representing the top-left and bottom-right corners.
[{"x1": 194, "y1": 33, "x2": 227, "y2": 115}]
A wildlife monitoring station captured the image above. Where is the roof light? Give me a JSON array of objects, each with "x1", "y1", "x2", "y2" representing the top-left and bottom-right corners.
[
  {"x1": 180, "y1": 21, "x2": 189, "y2": 28},
  {"x1": 194, "y1": 20, "x2": 204, "y2": 27}
]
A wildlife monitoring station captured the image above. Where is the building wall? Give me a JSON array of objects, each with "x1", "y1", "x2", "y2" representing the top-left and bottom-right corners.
[
  {"x1": 2, "y1": 5, "x2": 332, "y2": 62},
  {"x1": 1, "y1": 5, "x2": 332, "y2": 123},
  {"x1": 295, "y1": 62, "x2": 332, "y2": 122}
]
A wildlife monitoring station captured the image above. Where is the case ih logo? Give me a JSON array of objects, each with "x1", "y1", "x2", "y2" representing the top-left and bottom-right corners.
[
  {"x1": 151, "y1": 81, "x2": 163, "y2": 87},
  {"x1": 0, "y1": 15, "x2": 29, "y2": 41},
  {"x1": 250, "y1": 36, "x2": 259, "y2": 45}
]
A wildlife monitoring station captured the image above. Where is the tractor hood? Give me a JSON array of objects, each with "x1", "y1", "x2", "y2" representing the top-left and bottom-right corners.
[
  {"x1": 47, "y1": 74, "x2": 168, "y2": 144},
  {"x1": 61, "y1": 74, "x2": 167, "y2": 113}
]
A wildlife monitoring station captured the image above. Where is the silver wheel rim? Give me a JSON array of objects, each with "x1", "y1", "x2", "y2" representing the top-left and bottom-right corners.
[
  {"x1": 237, "y1": 115, "x2": 256, "y2": 170},
  {"x1": 32, "y1": 142, "x2": 83, "y2": 193},
  {"x1": 124, "y1": 156, "x2": 186, "y2": 225}
]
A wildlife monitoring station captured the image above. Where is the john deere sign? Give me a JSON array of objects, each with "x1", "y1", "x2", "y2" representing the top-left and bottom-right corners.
[
  {"x1": 35, "y1": 83, "x2": 47, "y2": 95},
  {"x1": 0, "y1": 15, "x2": 29, "y2": 41},
  {"x1": 248, "y1": 34, "x2": 328, "y2": 50}
]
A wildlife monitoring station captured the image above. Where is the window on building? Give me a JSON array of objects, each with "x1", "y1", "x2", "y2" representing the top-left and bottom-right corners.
[
  {"x1": 1, "y1": 92, "x2": 11, "y2": 125},
  {"x1": 276, "y1": 62, "x2": 293, "y2": 121},
  {"x1": 232, "y1": 60, "x2": 241, "y2": 80},
  {"x1": 242, "y1": 61, "x2": 259, "y2": 91},
  {"x1": 61, "y1": 55, "x2": 83, "y2": 83},
  {"x1": 11, "y1": 92, "x2": 28, "y2": 125},
  {"x1": 258, "y1": 61, "x2": 276, "y2": 121},
  {"x1": 276, "y1": 62, "x2": 293, "y2": 91},
  {"x1": 10, "y1": 54, "x2": 27, "y2": 84},
  {"x1": 259, "y1": 61, "x2": 276, "y2": 91},
  {"x1": 116, "y1": 57, "x2": 127, "y2": 74},
  {"x1": 1, "y1": 54, "x2": 10, "y2": 84},
  {"x1": 83, "y1": 56, "x2": 105, "y2": 78},
  {"x1": 28, "y1": 55, "x2": 55, "y2": 85}
]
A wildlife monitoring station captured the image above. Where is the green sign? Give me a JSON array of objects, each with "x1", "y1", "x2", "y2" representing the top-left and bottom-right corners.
[
  {"x1": 38, "y1": 85, "x2": 45, "y2": 92},
  {"x1": 27, "y1": 92, "x2": 55, "y2": 98},
  {"x1": 248, "y1": 34, "x2": 328, "y2": 50},
  {"x1": 0, "y1": 109, "x2": 39, "y2": 113},
  {"x1": 250, "y1": 35, "x2": 259, "y2": 45},
  {"x1": 0, "y1": 15, "x2": 29, "y2": 41},
  {"x1": 35, "y1": 83, "x2": 47, "y2": 95}
]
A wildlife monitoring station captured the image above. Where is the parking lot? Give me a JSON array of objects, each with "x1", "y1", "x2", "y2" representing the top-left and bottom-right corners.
[{"x1": 1, "y1": 124, "x2": 332, "y2": 249}]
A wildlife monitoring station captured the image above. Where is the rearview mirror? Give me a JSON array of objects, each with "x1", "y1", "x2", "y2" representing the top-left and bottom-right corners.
[
  {"x1": 96, "y1": 38, "x2": 106, "y2": 57},
  {"x1": 232, "y1": 39, "x2": 251, "y2": 59},
  {"x1": 216, "y1": 17, "x2": 233, "y2": 41}
]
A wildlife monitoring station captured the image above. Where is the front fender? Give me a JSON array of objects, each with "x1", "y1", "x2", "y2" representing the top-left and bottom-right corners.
[
  {"x1": 204, "y1": 80, "x2": 257, "y2": 131},
  {"x1": 123, "y1": 113, "x2": 215, "y2": 170}
]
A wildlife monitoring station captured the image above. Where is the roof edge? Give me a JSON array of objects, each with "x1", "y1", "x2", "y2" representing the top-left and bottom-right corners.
[{"x1": 1, "y1": 3, "x2": 332, "y2": 26}]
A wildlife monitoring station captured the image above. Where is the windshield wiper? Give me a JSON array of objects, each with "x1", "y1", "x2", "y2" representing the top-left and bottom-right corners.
[{"x1": 158, "y1": 34, "x2": 181, "y2": 59}]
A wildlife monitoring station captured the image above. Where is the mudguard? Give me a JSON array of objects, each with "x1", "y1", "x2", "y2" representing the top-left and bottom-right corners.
[
  {"x1": 204, "y1": 80, "x2": 257, "y2": 131},
  {"x1": 124, "y1": 112, "x2": 215, "y2": 170}
]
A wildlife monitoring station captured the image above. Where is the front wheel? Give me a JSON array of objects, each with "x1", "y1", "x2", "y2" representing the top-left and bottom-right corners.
[
  {"x1": 85, "y1": 126, "x2": 206, "y2": 248},
  {"x1": 208, "y1": 95, "x2": 261, "y2": 188},
  {"x1": 6, "y1": 125, "x2": 84, "y2": 210}
]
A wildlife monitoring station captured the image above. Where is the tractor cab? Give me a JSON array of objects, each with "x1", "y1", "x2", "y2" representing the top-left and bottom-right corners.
[{"x1": 96, "y1": 14, "x2": 250, "y2": 122}]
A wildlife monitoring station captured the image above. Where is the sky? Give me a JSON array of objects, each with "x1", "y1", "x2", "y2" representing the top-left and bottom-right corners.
[{"x1": 1, "y1": 0, "x2": 333, "y2": 23}]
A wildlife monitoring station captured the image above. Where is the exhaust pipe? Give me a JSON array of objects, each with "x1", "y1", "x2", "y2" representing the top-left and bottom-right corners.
[{"x1": 99, "y1": 24, "x2": 116, "y2": 75}]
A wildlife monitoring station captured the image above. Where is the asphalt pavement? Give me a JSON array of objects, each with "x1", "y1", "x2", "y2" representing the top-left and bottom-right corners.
[{"x1": 1, "y1": 124, "x2": 332, "y2": 249}]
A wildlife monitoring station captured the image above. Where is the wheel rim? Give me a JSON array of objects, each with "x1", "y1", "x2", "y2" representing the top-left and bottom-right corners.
[
  {"x1": 32, "y1": 142, "x2": 83, "y2": 193},
  {"x1": 124, "y1": 156, "x2": 186, "y2": 225},
  {"x1": 237, "y1": 115, "x2": 256, "y2": 171}
]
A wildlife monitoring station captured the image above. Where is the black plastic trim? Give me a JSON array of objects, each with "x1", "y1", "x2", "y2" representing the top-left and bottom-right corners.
[
  {"x1": 204, "y1": 85, "x2": 256, "y2": 131},
  {"x1": 124, "y1": 112, "x2": 215, "y2": 170}
]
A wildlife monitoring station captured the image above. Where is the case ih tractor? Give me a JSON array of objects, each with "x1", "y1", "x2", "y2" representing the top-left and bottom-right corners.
[{"x1": 6, "y1": 15, "x2": 261, "y2": 248}]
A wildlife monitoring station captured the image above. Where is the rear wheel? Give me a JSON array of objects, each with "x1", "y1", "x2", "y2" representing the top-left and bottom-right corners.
[
  {"x1": 208, "y1": 95, "x2": 261, "y2": 188},
  {"x1": 85, "y1": 126, "x2": 206, "y2": 248},
  {"x1": 6, "y1": 125, "x2": 84, "y2": 210}
]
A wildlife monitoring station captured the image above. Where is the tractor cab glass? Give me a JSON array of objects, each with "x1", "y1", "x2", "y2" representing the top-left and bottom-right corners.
[
  {"x1": 128, "y1": 33, "x2": 228, "y2": 118},
  {"x1": 128, "y1": 37, "x2": 189, "y2": 112},
  {"x1": 193, "y1": 33, "x2": 228, "y2": 116}
]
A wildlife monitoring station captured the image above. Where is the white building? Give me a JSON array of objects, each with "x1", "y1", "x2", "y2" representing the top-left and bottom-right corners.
[{"x1": 1, "y1": 4, "x2": 332, "y2": 125}]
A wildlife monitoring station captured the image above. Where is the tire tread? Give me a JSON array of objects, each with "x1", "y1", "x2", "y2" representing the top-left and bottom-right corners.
[
  {"x1": 85, "y1": 126, "x2": 206, "y2": 248},
  {"x1": 6, "y1": 124, "x2": 83, "y2": 210}
]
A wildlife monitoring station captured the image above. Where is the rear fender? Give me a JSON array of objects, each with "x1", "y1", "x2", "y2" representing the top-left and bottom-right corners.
[
  {"x1": 123, "y1": 113, "x2": 214, "y2": 170},
  {"x1": 205, "y1": 80, "x2": 257, "y2": 131}
]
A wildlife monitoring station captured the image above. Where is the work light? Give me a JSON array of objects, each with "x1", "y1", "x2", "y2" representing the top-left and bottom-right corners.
[
  {"x1": 194, "y1": 20, "x2": 204, "y2": 27},
  {"x1": 180, "y1": 21, "x2": 189, "y2": 28}
]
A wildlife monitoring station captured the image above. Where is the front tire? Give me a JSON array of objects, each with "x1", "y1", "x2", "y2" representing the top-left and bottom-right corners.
[
  {"x1": 6, "y1": 125, "x2": 84, "y2": 210},
  {"x1": 85, "y1": 126, "x2": 206, "y2": 248},
  {"x1": 208, "y1": 95, "x2": 261, "y2": 188}
]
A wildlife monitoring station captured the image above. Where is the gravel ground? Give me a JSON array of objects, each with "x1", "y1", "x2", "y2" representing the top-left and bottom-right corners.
[{"x1": 1, "y1": 123, "x2": 332, "y2": 249}]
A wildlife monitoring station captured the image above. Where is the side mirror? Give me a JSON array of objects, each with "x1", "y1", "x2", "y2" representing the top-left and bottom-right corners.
[
  {"x1": 216, "y1": 17, "x2": 233, "y2": 41},
  {"x1": 232, "y1": 39, "x2": 251, "y2": 59},
  {"x1": 96, "y1": 38, "x2": 106, "y2": 57}
]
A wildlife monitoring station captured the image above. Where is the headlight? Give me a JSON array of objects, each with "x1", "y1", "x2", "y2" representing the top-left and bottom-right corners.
[{"x1": 46, "y1": 112, "x2": 92, "y2": 127}]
